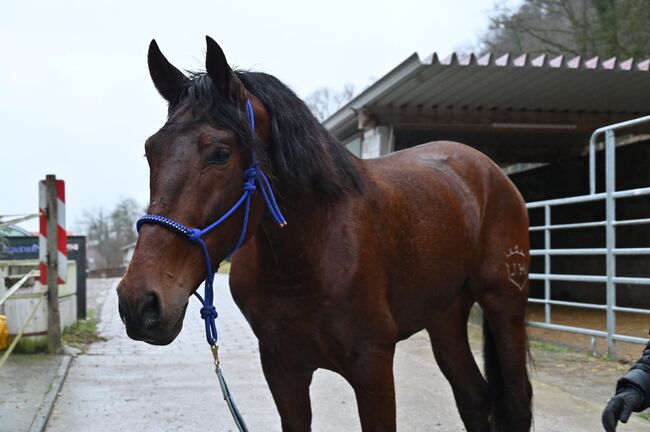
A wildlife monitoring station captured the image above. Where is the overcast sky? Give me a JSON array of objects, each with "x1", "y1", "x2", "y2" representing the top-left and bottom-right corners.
[{"x1": 1, "y1": 0, "x2": 520, "y2": 232}]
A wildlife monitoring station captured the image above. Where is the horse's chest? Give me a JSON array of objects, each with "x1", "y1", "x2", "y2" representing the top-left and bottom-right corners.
[{"x1": 236, "y1": 293, "x2": 342, "y2": 367}]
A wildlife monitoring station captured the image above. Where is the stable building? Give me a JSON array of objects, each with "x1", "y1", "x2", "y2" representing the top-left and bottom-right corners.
[
  {"x1": 325, "y1": 52, "x2": 649, "y2": 174},
  {"x1": 324, "y1": 52, "x2": 650, "y2": 352}
]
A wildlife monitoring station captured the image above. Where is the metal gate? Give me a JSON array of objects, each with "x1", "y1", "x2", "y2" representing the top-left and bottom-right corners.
[{"x1": 526, "y1": 115, "x2": 650, "y2": 358}]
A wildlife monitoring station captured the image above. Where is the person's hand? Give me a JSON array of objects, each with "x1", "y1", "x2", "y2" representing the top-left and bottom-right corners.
[{"x1": 602, "y1": 386, "x2": 643, "y2": 431}]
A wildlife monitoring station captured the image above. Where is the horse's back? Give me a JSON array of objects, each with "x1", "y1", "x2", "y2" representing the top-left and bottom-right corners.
[{"x1": 364, "y1": 140, "x2": 526, "y2": 238}]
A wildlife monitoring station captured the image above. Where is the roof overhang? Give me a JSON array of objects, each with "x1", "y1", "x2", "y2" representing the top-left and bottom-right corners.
[{"x1": 324, "y1": 52, "x2": 650, "y2": 143}]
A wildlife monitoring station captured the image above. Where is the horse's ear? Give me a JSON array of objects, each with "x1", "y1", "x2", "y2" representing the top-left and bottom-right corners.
[
  {"x1": 147, "y1": 39, "x2": 188, "y2": 103},
  {"x1": 205, "y1": 36, "x2": 234, "y2": 99}
]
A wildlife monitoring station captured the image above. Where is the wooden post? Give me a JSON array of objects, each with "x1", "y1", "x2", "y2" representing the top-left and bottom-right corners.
[{"x1": 46, "y1": 174, "x2": 61, "y2": 354}]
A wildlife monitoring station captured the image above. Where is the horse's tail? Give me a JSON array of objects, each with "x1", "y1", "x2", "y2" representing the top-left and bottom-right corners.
[
  {"x1": 483, "y1": 317, "x2": 508, "y2": 431},
  {"x1": 482, "y1": 318, "x2": 502, "y2": 430},
  {"x1": 483, "y1": 316, "x2": 533, "y2": 431}
]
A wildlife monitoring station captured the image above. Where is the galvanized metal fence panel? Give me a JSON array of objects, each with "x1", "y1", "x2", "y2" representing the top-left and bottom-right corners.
[{"x1": 526, "y1": 115, "x2": 650, "y2": 358}]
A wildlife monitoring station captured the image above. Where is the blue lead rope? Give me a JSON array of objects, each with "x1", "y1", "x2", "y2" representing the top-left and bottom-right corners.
[{"x1": 136, "y1": 99, "x2": 286, "y2": 432}]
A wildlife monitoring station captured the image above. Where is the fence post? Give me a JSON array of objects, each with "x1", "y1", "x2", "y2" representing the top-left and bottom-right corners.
[
  {"x1": 46, "y1": 175, "x2": 61, "y2": 354},
  {"x1": 605, "y1": 130, "x2": 616, "y2": 358},
  {"x1": 544, "y1": 205, "x2": 551, "y2": 323}
]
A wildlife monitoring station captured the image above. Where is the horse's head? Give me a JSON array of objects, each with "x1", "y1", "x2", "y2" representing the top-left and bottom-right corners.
[{"x1": 116, "y1": 37, "x2": 267, "y2": 345}]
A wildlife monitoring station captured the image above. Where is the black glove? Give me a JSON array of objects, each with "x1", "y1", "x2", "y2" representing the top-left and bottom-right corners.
[{"x1": 602, "y1": 386, "x2": 643, "y2": 431}]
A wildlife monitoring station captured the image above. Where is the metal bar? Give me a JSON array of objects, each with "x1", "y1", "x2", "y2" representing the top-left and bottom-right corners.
[
  {"x1": 588, "y1": 115, "x2": 650, "y2": 194},
  {"x1": 0, "y1": 269, "x2": 37, "y2": 307},
  {"x1": 0, "y1": 295, "x2": 45, "y2": 369},
  {"x1": 529, "y1": 299, "x2": 650, "y2": 314},
  {"x1": 592, "y1": 114, "x2": 650, "y2": 134},
  {"x1": 605, "y1": 129, "x2": 616, "y2": 357},
  {"x1": 529, "y1": 273, "x2": 650, "y2": 285},
  {"x1": 530, "y1": 218, "x2": 650, "y2": 231},
  {"x1": 0, "y1": 214, "x2": 39, "y2": 229},
  {"x1": 530, "y1": 248, "x2": 650, "y2": 256},
  {"x1": 527, "y1": 191, "x2": 606, "y2": 208},
  {"x1": 529, "y1": 273, "x2": 607, "y2": 283},
  {"x1": 589, "y1": 131, "x2": 596, "y2": 194},
  {"x1": 614, "y1": 218, "x2": 650, "y2": 227},
  {"x1": 527, "y1": 321, "x2": 649, "y2": 345},
  {"x1": 530, "y1": 220, "x2": 606, "y2": 231},
  {"x1": 613, "y1": 248, "x2": 650, "y2": 255},
  {"x1": 528, "y1": 321, "x2": 607, "y2": 338},
  {"x1": 526, "y1": 186, "x2": 650, "y2": 209},
  {"x1": 613, "y1": 334, "x2": 650, "y2": 345},
  {"x1": 544, "y1": 205, "x2": 551, "y2": 323},
  {"x1": 531, "y1": 248, "x2": 604, "y2": 256},
  {"x1": 612, "y1": 187, "x2": 650, "y2": 199},
  {"x1": 612, "y1": 276, "x2": 650, "y2": 285},
  {"x1": 613, "y1": 306, "x2": 650, "y2": 315},
  {"x1": 528, "y1": 298, "x2": 606, "y2": 310}
]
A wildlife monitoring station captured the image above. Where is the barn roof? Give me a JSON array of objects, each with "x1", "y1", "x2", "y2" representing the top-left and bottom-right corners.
[{"x1": 324, "y1": 52, "x2": 650, "y2": 140}]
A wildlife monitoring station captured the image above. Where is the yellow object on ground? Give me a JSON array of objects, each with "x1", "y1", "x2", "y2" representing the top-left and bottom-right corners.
[{"x1": 0, "y1": 315, "x2": 10, "y2": 350}]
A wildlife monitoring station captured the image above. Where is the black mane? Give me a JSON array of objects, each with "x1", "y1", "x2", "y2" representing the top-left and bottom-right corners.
[{"x1": 176, "y1": 71, "x2": 364, "y2": 198}]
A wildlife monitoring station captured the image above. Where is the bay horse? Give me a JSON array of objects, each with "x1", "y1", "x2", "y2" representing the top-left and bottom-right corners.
[{"x1": 116, "y1": 37, "x2": 533, "y2": 432}]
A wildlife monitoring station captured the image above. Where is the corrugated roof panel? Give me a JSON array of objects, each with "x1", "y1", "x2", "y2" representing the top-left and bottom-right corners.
[{"x1": 323, "y1": 51, "x2": 650, "y2": 137}]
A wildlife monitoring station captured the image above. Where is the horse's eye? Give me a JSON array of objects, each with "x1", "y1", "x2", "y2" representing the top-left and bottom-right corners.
[{"x1": 208, "y1": 148, "x2": 231, "y2": 166}]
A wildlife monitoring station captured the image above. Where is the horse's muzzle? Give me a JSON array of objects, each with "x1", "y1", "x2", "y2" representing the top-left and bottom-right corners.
[{"x1": 117, "y1": 284, "x2": 185, "y2": 345}]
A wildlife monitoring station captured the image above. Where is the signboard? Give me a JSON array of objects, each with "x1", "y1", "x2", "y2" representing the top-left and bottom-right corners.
[{"x1": 0, "y1": 236, "x2": 87, "y2": 319}]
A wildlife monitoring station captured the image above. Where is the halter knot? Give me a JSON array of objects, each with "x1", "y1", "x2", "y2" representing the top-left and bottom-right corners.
[
  {"x1": 243, "y1": 182, "x2": 256, "y2": 192},
  {"x1": 187, "y1": 228, "x2": 202, "y2": 241},
  {"x1": 200, "y1": 304, "x2": 218, "y2": 320},
  {"x1": 243, "y1": 166, "x2": 259, "y2": 182}
]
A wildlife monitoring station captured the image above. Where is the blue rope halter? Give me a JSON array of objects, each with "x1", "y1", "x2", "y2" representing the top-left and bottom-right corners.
[
  {"x1": 135, "y1": 100, "x2": 286, "y2": 431},
  {"x1": 136, "y1": 99, "x2": 286, "y2": 345}
]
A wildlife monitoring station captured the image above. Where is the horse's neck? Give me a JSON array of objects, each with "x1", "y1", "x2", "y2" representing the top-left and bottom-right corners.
[{"x1": 253, "y1": 193, "x2": 342, "y2": 282}]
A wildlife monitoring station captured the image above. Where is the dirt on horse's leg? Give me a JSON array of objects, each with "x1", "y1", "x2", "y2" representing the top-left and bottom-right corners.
[
  {"x1": 426, "y1": 295, "x2": 490, "y2": 432},
  {"x1": 346, "y1": 344, "x2": 397, "y2": 432},
  {"x1": 260, "y1": 345, "x2": 315, "y2": 432},
  {"x1": 481, "y1": 294, "x2": 533, "y2": 432}
]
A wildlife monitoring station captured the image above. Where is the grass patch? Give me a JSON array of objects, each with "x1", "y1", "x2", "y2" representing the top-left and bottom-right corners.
[
  {"x1": 15, "y1": 337, "x2": 47, "y2": 354},
  {"x1": 61, "y1": 310, "x2": 105, "y2": 351},
  {"x1": 530, "y1": 340, "x2": 571, "y2": 353},
  {"x1": 638, "y1": 412, "x2": 650, "y2": 421}
]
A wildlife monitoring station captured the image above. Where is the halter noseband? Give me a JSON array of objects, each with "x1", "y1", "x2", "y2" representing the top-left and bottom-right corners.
[{"x1": 135, "y1": 99, "x2": 286, "y2": 346}]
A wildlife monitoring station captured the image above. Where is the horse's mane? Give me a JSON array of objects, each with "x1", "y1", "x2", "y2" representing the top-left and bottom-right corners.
[{"x1": 176, "y1": 71, "x2": 364, "y2": 198}]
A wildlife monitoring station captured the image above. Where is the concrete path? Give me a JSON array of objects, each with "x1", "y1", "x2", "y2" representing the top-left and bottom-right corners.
[
  {"x1": 0, "y1": 353, "x2": 70, "y2": 432},
  {"x1": 45, "y1": 276, "x2": 648, "y2": 431}
]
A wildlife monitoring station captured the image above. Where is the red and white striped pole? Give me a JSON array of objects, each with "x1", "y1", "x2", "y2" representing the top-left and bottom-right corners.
[{"x1": 39, "y1": 178, "x2": 67, "y2": 285}]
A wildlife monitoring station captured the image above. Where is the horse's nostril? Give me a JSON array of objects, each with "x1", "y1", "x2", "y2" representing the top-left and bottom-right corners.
[
  {"x1": 118, "y1": 299, "x2": 128, "y2": 325},
  {"x1": 139, "y1": 292, "x2": 162, "y2": 329}
]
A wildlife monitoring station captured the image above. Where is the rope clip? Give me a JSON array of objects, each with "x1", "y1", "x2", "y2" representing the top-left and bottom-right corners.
[{"x1": 211, "y1": 344, "x2": 220, "y2": 368}]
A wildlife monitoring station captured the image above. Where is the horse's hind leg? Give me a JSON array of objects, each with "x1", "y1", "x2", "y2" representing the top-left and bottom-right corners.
[
  {"x1": 426, "y1": 291, "x2": 490, "y2": 432},
  {"x1": 475, "y1": 241, "x2": 533, "y2": 431},
  {"x1": 480, "y1": 290, "x2": 533, "y2": 432}
]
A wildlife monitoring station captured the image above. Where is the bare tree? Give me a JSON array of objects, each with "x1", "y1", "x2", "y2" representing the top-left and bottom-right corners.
[
  {"x1": 305, "y1": 83, "x2": 356, "y2": 121},
  {"x1": 77, "y1": 198, "x2": 141, "y2": 269},
  {"x1": 480, "y1": 0, "x2": 650, "y2": 58}
]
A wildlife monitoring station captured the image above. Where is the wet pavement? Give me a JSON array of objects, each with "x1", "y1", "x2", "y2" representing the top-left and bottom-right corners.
[
  {"x1": 43, "y1": 277, "x2": 649, "y2": 431},
  {"x1": 0, "y1": 354, "x2": 69, "y2": 432}
]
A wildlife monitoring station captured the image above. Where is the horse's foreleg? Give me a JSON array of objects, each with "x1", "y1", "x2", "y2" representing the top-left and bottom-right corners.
[
  {"x1": 260, "y1": 344, "x2": 315, "y2": 432},
  {"x1": 345, "y1": 343, "x2": 397, "y2": 432}
]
